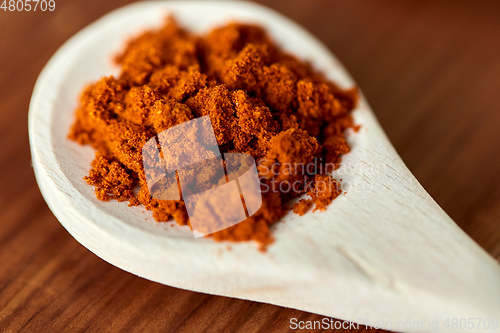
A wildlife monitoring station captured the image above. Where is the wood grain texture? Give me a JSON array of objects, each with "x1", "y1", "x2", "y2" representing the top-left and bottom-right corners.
[{"x1": 1, "y1": 0, "x2": 499, "y2": 332}]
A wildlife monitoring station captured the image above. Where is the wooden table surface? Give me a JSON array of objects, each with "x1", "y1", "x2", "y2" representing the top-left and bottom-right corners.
[{"x1": 1, "y1": 0, "x2": 499, "y2": 332}]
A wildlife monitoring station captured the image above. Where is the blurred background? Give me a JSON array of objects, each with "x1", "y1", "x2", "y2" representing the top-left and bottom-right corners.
[{"x1": 0, "y1": 0, "x2": 499, "y2": 332}]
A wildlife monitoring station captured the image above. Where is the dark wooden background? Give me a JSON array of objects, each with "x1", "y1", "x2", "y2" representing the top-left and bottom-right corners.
[{"x1": 1, "y1": 0, "x2": 499, "y2": 332}]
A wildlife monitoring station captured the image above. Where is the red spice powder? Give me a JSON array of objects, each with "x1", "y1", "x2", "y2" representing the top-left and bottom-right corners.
[{"x1": 68, "y1": 17, "x2": 358, "y2": 247}]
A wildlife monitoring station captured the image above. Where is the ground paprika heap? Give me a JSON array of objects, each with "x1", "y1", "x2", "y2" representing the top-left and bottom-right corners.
[{"x1": 68, "y1": 17, "x2": 358, "y2": 247}]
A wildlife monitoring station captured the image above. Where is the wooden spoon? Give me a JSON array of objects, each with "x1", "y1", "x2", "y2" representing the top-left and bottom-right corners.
[{"x1": 29, "y1": 2, "x2": 500, "y2": 332}]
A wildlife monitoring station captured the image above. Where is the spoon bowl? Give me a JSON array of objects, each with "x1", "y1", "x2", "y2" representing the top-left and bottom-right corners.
[{"x1": 29, "y1": 2, "x2": 500, "y2": 332}]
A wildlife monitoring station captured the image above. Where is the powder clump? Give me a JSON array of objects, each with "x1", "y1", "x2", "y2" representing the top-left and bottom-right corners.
[{"x1": 68, "y1": 17, "x2": 358, "y2": 246}]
